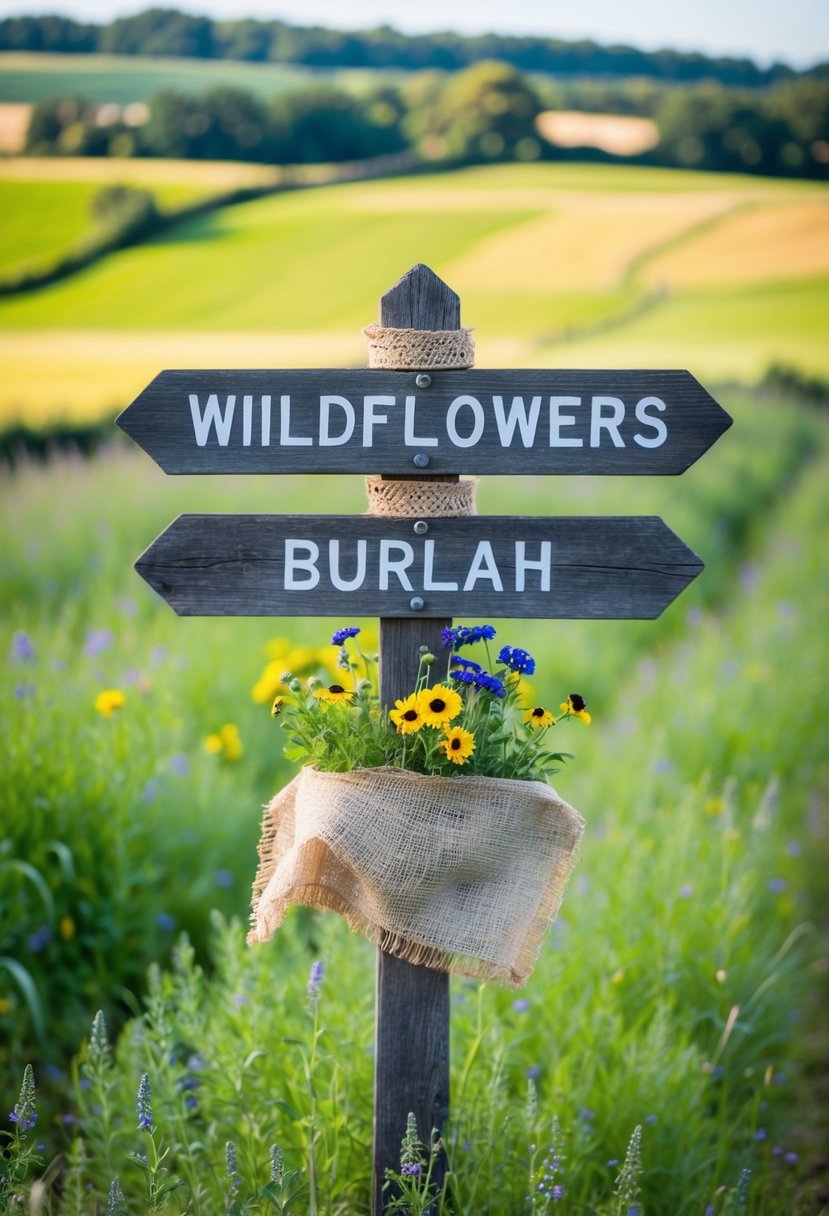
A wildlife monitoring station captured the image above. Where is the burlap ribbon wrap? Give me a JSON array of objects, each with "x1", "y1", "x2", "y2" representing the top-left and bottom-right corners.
[{"x1": 248, "y1": 766, "x2": 585, "y2": 987}]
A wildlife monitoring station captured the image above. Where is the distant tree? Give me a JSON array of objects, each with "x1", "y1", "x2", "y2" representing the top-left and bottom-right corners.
[
  {"x1": 141, "y1": 86, "x2": 268, "y2": 160},
  {"x1": 407, "y1": 61, "x2": 543, "y2": 164},
  {"x1": 268, "y1": 85, "x2": 406, "y2": 163},
  {"x1": 99, "y1": 8, "x2": 215, "y2": 58},
  {"x1": 0, "y1": 14, "x2": 96, "y2": 52}
]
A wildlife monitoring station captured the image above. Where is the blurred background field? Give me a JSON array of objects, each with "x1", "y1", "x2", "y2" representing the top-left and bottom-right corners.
[{"x1": 2, "y1": 10, "x2": 829, "y2": 1213}]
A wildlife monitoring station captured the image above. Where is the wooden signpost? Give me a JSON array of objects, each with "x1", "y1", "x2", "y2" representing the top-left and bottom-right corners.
[{"x1": 117, "y1": 264, "x2": 731, "y2": 1213}]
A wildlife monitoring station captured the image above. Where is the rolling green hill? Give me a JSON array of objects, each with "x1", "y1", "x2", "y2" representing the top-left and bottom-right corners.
[{"x1": 0, "y1": 160, "x2": 827, "y2": 427}]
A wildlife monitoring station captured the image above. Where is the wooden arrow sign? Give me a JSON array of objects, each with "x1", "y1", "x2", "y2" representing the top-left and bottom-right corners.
[
  {"x1": 134, "y1": 513, "x2": 703, "y2": 619},
  {"x1": 116, "y1": 368, "x2": 731, "y2": 477}
]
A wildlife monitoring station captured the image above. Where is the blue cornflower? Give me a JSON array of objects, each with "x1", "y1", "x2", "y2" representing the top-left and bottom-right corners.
[
  {"x1": 497, "y1": 645, "x2": 536, "y2": 675},
  {"x1": 474, "y1": 672, "x2": 507, "y2": 698},
  {"x1": 450, "y1": 658, "x2": 482, "y2": 672},
  {"x1": 27, "y1": 926, "x2": 52, "y2": 953},
  {"x1": 155, "y1": 912, "x2": 176, "y2": 931},
  {"x1": 137, "y1": 1074, "x2": 152, "y2": 1131},
  {"x1": 332, "y1": 626, "x2": 360, "y2": 646},
  {"x1": 442, "y1": 624, "x2": 496, "y2": 650}
]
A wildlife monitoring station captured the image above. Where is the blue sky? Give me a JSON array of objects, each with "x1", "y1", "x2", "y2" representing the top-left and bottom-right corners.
[{"x1": 1, "y1": 0, "x2": 827, "y2": 68}]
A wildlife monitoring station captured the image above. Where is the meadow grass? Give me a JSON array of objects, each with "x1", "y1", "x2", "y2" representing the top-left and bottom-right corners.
[
  {"x1": 0, "y1": 161, "x2": 827, "y2": 430},
  {"x1": 0, "y1": 51, "x2": 395, "y2": 105},
  {"x1": 2, "y1": 389, "x2": 826, "y2": 1212}
]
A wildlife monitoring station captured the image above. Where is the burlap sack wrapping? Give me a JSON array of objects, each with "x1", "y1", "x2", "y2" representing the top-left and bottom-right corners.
[{"x1": 248, "y1": 766, "x2": 585, "y2": 988}]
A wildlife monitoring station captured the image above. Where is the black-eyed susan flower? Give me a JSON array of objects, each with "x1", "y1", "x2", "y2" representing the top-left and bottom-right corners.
[
  {"x1": 439, "y1": 726, "x2": 476, "y2": 765},
  {"x1": 417, "y1": 683, "x2": 463, "y2": 728},
  {"x1": 313, "y1": 684, "x2": 353, "y2": 705},
  {"x1": 389, "y1": 693, "x2": 424, "y2": 734},
  {"x1": 94, "y1": 689, "x2": 125, "y2": 717},
  {"x1": 525, "y1": 706, "x2": 555, "y2": 730},
  {"x1": 561, "y1": 693, "x2": 591, "y2": 725}
]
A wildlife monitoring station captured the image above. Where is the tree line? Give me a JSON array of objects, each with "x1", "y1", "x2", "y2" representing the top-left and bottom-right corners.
[
  {"x1": 23, "y1": 61, "x2": 829, "y2": 181},
  {"x1": 2, "y1": 7, "x2": 825, "y2": 87}
]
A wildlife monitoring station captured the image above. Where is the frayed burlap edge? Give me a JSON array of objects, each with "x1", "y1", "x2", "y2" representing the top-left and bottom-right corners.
[{"x1": 247, "y1": 769, "x2": 584, "y2": 989}]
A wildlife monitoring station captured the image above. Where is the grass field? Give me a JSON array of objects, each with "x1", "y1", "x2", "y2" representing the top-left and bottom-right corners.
[
  {"x1": 0, "y1": 51, "x2": 394, "y2": 104},
  {"x1": 0, "y1": 159, "x2": 827, "y2": 430},
  {"x1": 2, "y1": 142, "x2": 829, "y2": 1210}
]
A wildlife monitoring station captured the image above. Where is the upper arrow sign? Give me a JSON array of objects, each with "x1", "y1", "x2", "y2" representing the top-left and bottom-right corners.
[{"x1": 117, "y1": 368, "x2": 731, "y2": 477}]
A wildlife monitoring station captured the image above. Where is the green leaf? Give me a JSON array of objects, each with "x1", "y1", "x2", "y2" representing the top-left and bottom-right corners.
[{"x1": 0, "y1": 955, "x2": 46, "y2": 1040}]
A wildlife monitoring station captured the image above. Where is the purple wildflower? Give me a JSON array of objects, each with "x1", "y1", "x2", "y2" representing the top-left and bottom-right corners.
[
  {"x1": 755, "y1": 1127, "x2": 767, "y2": 1141},
  {"x1": 9, "y1": 1066, "x2": 37, "y2": 1133},
  {"x1": 679, "y1": 883, "x2": 694, "y2": 898},
  {"x1": 784, "y1": 1152, "x2": 799, "y2": 1164},
  {"x1": 768, "y1": 877, "x2": 787, "y2": 893},
  {"x1": 83, "y1": 628, "x2": 113, "y2": 658},
  {"x1": 401, "y1": 1162, "x2": 422, "y2": 1176},
  {"x1": 644, "y1": 1114, "x2": 657, "y2": 1125},
  {"x1": 11, "y1": 631, "x2": 36, "y2": 663},
  {"x1": 27, "y1": 925, "x2": 52, "y2": 953},
  {"x1": 156, "y1": 912, "x2": 176, "y2": 931},
  {"x1": 551, "y1": 1185, "x2": 564, "y2": 1199},
  {"x1": 307, "y1": 960, "x2": 324, "y2": 1006},
  {"x1": 13, "y1": 685, "x2": 36, "y2": 699},
  {"x1": 137, "y1": 1073, "x2": 152, "y2": 1131},
  {"x1": 215, "y1": 868, "x2": 234, "y2": 888},
  {"x1": 497, "y1": 644, "x2": 536, "y2": 675},
  {"x1": 512, "y1": 998, "x2": 531, "y2": 1013},
  {"x1": 332, "y1": 626, "x2": 360, "y2": 646},
  {"x1": 169, "y1": 753, "x2": 190, "y2": 777}
]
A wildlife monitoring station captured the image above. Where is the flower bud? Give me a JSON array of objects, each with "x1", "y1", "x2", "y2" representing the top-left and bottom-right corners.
[{"x1": 422, "y1": 653, "x2": 436, "y2": 665}]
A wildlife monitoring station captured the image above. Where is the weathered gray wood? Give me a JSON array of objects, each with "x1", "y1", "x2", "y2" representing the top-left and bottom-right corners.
[
  {"x1": 373, "y1": 264, "x2": 454, "y2": 1214},
  {"x1": 116, "y1": 367, "x2": 732, "y2": 477},
  {"x1": 133, "y1": 513, "x2": 703, "y2": 620},
  {"x1": 375, "y1": 617, "x2": 450, "y2": 1213}
]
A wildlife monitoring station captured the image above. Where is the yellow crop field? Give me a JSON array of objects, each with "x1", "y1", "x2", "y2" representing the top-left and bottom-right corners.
[{"x1": 642, "y1": 199, "x2": 829, "y2": 288}]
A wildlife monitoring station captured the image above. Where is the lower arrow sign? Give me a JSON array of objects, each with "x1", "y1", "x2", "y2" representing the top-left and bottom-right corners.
[{"x1": 134, "y1": 515, "x2": 702, "y2": 620}]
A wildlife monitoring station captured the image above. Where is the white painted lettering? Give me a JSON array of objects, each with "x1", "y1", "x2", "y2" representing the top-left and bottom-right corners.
[
  {"x1": 423, "y1": 539, "x2": 459, "y2": 591},
  {"x1": 242, "y1": 394, "x2": 252, "y2": 447},
  {"x1": 319, "y1": 395, "x2": 355, "y2": 447},
  {"x1": 447, "y1": 395, "x2": 485, "y2": 448},
  {"x1": 493, "y1": 395, "x2": 541, "y2": 448},
  {"x1": 261, "y1": 394, "x2": 271, "y2": 447},
  {"x1": 279, "y1": 395, "x2": 313, "y2": 447},
  {"x1": 378, "y1": 540, "x2": 414, "y2": 591},
  {"x1": 515, "y1": 540, "x2": 552, "y2": 592},
  {"x1": 329, "y1": 539, "x2": 366, "y2": 591},
  {"x1": 463, "y1": 541, "x2": 503, "y2": 592},
  {"x1": 590, "y1": 396, "x2": 626, "y2": 448},
  {"x1": 189, "y1": 393, "x2": 235, "y2": 447},
  {"x1": 363, "y1": 395, "x2": 393, "y2": 447},
  {"x1": 284, "y1": 540, "x2": 320, "y2": 590},
  {"x1": 634, "y1": 395, "x2": 668, "y2": 448},
  {"x1": 404, "y1": 394, "x2": 438, "y2": 447},
  {"x1": 549, "y1": 396, "x2": 583, "y2": 447}
]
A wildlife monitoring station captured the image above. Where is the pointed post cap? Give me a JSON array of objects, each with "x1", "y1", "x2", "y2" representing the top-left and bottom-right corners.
[{"x1": 379, "y1": 264, "x2": 461, "y2": 330}]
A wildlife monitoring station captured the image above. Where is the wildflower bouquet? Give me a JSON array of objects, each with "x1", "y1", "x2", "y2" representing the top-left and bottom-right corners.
[
  {"x1": 272, "y1": 623, "x2": 590, "y2": 782},
  {"x1": 250, "y1": 623, "x2": 587, "y2": 985}
]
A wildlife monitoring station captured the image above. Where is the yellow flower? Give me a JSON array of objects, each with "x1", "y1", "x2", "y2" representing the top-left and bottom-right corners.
[
  {"x1": 389, "y1": 693, "x2": 424, "y2": 734},
  {"x1": 271, "y1": 697, "x2": 284, "y2": 717},
  {"x1": 439, "y1": 726, "x2": 476, "y2": 765},
  {"x1": 59, "y1": 915, "x2": 76, "y2": 941},
  {"x1": 204, "y1": 723, "x2": 243, "y2": 760},
  {"x1": 95, "y1": 689, "x2": 125, "y2": 717},
  {"x1": 525, "y1": 706, "x2": 555, "y2": 730},
  {"x1": 560, "y1": 693, "x2": 591, "y2": 725},
  {"x1": 313, "y1": 683, "x2": 353, "y2": 705},
  {"x1": 417, "y1": 684, "x2": 462, "y2": 729},
  {"x1": 611, "y1": 969, "x2": 625, "y2": 984},
  {"x1": 0, "y1": 997, "x2": 13, "y2": 1014}
]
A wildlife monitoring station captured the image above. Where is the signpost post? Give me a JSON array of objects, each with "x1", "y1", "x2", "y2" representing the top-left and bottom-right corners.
[{"x1": 117, "y1": 263, "x2": 731, "y2": 1213}]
